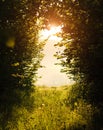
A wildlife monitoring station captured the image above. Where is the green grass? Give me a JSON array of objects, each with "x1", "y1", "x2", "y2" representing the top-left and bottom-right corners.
[
  {"x1": 32, "y1": 86, "x2": 70, "y2": 130},
  {"x1": 0, "y1": 85, "x2": 96, "y2": 130}
]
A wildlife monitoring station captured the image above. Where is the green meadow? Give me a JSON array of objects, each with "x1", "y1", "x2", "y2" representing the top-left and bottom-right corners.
[{"x1": 1, "y1": 85, "x2": 98, "y2": 130}]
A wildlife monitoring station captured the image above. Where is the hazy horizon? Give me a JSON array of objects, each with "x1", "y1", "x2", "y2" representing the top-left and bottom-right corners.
[{"x1": 36, "y1": 35, "x2": 74, "y2": 87}]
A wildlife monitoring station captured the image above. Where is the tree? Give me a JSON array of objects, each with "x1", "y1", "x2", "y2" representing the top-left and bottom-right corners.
[
  {"x1": 58, "y1": 0, "x2": 103, "y2": 105},
  {"x1": 0, "y1": 0, "x2": 42, "y2": 128}
]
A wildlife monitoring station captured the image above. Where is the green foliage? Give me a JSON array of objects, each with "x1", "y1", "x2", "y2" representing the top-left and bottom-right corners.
[
  {"x1": 60, "y1": 0, "x2": 103, "y2": 105},
  {"x1": 40, "y1": 0, "x2": 103, "y2": 106},
  {"x1": 66, "y1": 83, "x2": 103, "y2": 130},
  {"x1": 0, "y1": 0, "x2": 43, "y2": 129},
  {"x1": 60, "y1": 0, "x2": 103, "y2": 79}
]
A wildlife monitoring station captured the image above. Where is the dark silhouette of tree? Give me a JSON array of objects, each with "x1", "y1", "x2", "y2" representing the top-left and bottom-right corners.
[
  {"x1": 59, "y1": 0, "x2": 103, "y2": 105},
  {"x1": 0, "y1": 0, "x2": 42, "y2": 128}
]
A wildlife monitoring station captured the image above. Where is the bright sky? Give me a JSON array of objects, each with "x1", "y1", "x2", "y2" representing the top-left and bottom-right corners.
[{"x1": 36, "y1": 26, "x2": 73, "y2": 87}]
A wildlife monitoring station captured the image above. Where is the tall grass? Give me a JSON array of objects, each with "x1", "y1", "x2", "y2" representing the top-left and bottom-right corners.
[{"x1": 0, "y1": 85, "x2": 97, "y2": 130}]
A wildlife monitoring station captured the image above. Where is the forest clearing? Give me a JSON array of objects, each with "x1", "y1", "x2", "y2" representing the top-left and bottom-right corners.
[{"x1": 0, "y1": 0, "x2": 103, "y2": 130}]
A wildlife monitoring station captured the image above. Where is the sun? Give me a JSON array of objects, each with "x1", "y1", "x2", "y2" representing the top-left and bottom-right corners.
[{"x1": 39, "y1": 25, "x2": 62, "y2": 41}]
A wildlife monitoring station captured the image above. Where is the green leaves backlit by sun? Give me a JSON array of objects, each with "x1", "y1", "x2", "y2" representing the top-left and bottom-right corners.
[{"x1": 40, "y1": 25, "x2": 63, "y2": 41}]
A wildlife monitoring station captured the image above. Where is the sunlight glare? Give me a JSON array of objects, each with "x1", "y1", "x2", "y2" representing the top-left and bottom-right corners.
[{"x1": 40, "y1": 25, "x2": 62, "y2": 41}]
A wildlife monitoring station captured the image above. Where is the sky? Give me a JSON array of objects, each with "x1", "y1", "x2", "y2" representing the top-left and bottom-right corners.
[{"x1": 36, "y1": 27, "x2": 74, "y2": 87}]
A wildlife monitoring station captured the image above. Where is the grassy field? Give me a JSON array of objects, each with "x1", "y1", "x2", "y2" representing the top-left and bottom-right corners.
[
  {"x1": 33, "y1": 86, "x2": 70, "y2": 130},
  {"x1": 1, "y1": 85, "x2": 96, "y2": 130}
]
